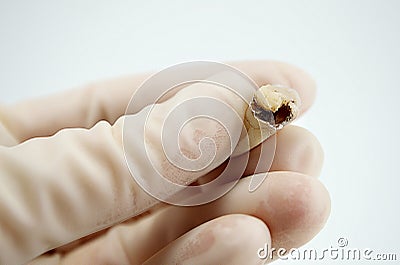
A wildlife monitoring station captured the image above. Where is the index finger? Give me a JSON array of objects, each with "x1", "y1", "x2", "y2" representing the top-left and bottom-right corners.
[{"x1": 0, "y1": 60, "x2": 316, "y2": 145}]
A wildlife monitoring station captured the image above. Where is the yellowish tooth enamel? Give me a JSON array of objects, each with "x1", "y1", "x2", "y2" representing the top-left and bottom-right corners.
[{"x1": 235, "y1": 85, "x2": 301, "y2": 155}]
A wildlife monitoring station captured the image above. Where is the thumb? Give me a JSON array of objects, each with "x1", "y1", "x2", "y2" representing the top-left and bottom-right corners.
[
  {"x1": 124, "y1": 81, "x2": 250, "y2": 206},
  {"x1": 0, "y1": 81, "x2": 250, "y2": 264}
]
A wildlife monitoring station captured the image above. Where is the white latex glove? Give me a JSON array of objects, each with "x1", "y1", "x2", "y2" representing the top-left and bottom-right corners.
[{"x1": 0, "y1": 61, "x2": 330, "y2": 265}]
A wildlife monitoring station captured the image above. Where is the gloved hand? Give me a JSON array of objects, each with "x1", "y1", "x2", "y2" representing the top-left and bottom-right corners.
[{"x1": 0, "y1": 60, "x2": 330, "y2": 265}]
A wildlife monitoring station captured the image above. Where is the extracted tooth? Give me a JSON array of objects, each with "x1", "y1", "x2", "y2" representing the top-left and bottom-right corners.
[
  {"x1": 251, "y1": 84, "x2": 300, "y2": 129},
  {"x1": 235, "y1": 84, "x2": 301, "y2": 155}
]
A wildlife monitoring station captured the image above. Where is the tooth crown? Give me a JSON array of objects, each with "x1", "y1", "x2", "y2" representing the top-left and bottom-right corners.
[{"x1": 235, "y1": 84, "x2": 301, "y2": 155}]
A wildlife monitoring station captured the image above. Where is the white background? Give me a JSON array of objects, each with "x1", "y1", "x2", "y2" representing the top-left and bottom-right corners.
[{"x1": 1, "y1": 1, "x2": 399, "y2": 264}]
